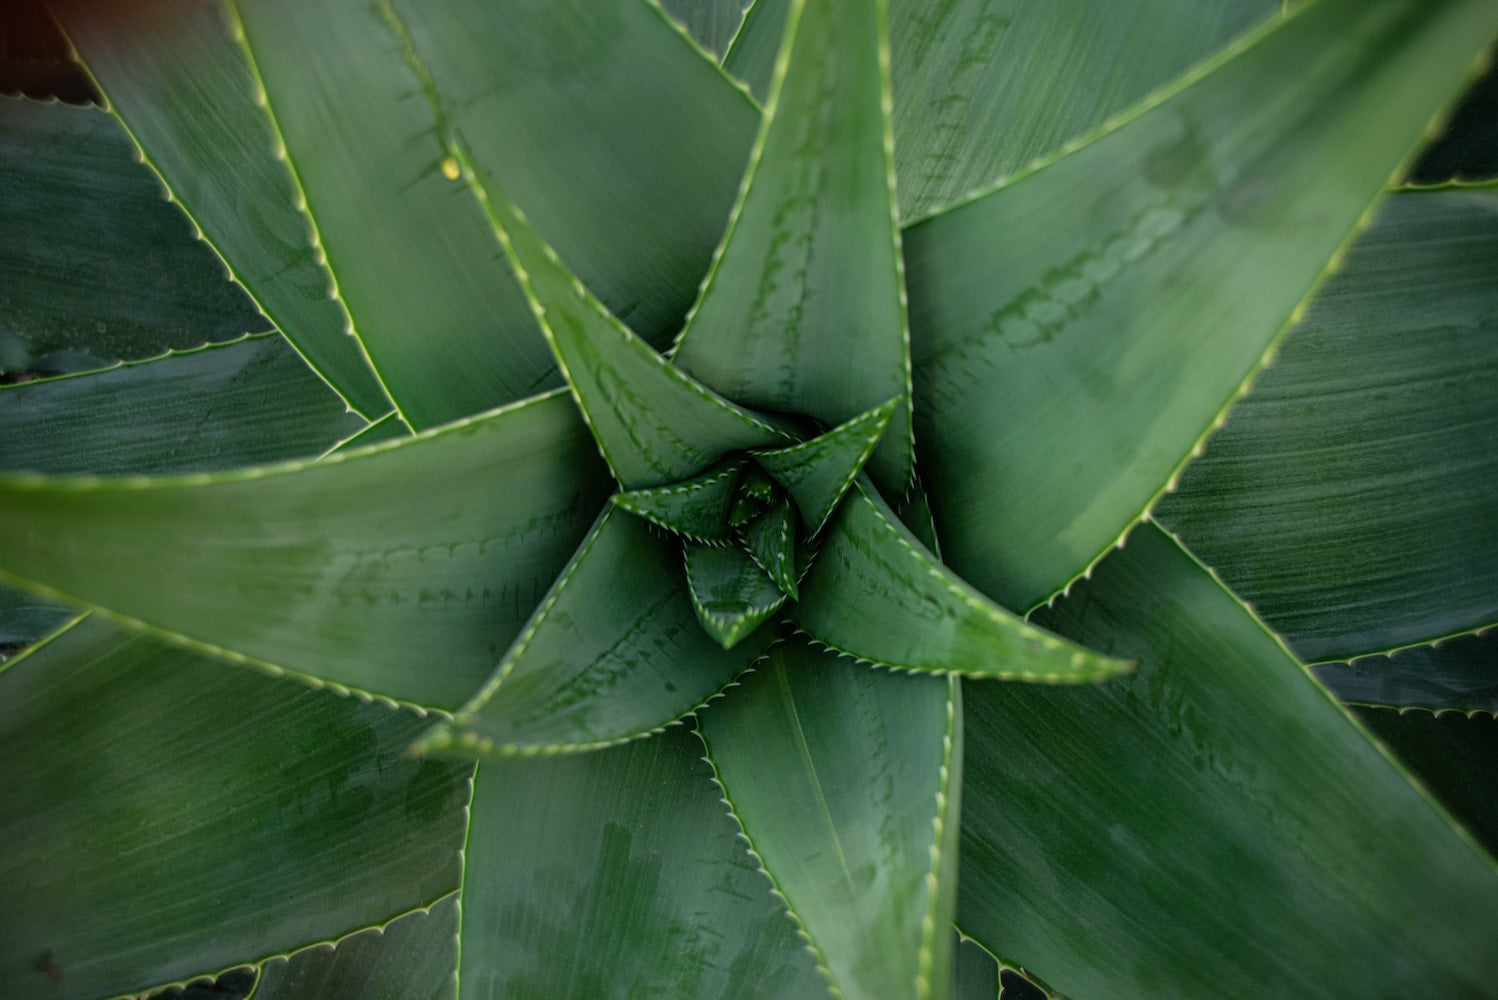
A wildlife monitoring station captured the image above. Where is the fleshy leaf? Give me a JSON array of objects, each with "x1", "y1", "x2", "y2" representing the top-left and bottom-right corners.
[
  {"x1": 907, "y1": 0, "x2": 1498, "y2": 612},
  {"x1": 458, "y1": 726, "x2": 825, "y2": 998},
  {"x1": 1313, "y1": 630, "x2": 1498, "y2": 715},
  {"x1": 792, "y1": 481, "x2": 1130, "y2": 681},
  {"x1": 0, "y1": 390, "x2": 610, "y2": 709},
  {"x1": 685, "y1": 542, "x2": 789, "y2": 649},
  {"x1": 425, "y1": 508, "x2": 774, "y2": 754},
  {"x1": 0, "y1": 617, "x2": 470, "y2": 1000},
  {"x1": 698, "y1": 642, "x2": 962, "y2": 1000},
  {"x1": 611, "y1": 458, "x2": 744, "y2": 544},
  {"x1": 0, "y1": 95, "x2": 267, "y2": 376},
  {"x1": 0, "y1": 583, "x2": 73, "y2": 654},
  {"x1": 674, "y1": 0, "x2": 915, "y2": 493},
  {"x1": 1155, "y1": 188, "x2": 1498, "y2": 661},
  {"x1": 659, "y1": 0, "x2": 753, "y2": 59},
  {"x1": 741, "y1": 498, "x2": 799, "y2": 599},
  {"x1": 469, "y1": 176, "x2": 790, "y2": 490},
  {"x1": 959, "y1": 525, "x2": 1498, "y2": 998},
  {"x1": 751, "y1": 397, "x2": 897, "y2": 536}
]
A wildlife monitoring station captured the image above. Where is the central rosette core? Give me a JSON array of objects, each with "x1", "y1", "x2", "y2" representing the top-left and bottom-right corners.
[{"x1": 610, "y1": 399, "x2": 899, "y2": 649}]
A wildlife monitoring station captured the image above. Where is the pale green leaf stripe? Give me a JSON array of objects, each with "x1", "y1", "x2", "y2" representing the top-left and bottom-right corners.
[
  {"x1": 250, "y1": 895, "x2": 458, "y2": 1000},
  {"x1": 1156, "y1": 188, "x2": 1498, "y2": 662},
  {"x1": 1313, "y1": 630, "x2": 1498, "y2": 715},
  {"x1": 726, "y1": 0, "x2": 1279, "y2": 221},
  {"x1": 675, "y1": 0, "x2": 915, "y2": 495},
  {"x1": 0, "y1": 617, "x2": 470, "y2": 1000},
  {"x1": 388, "y1": 0, "x2": 760, "y2": 356},
  {"x1": 458, "y1": 726, "x2": 825, "y2": 998},
  {"x1": 0, "y1": 334, "x2": 365, "y2": 476},
  {"x1": 0, "y1": 390, "x2": 611, "y2": 709},
  {"x1": 959, "y1": 524, "x2": 1498, "y2": 999},
  {"x1": 699, "y1": 645, "x2": 961, "y2": 1000},
  {"x1": 0, "y1": 96, "x2": 266, "y2": 376},
  {"x1": 908, "y1": 0, "x2": 1498, "y2": 613},
  {"x1": 53, "y1": 0, "x2": 394, "y2": 419},
  {"x1": 791, "y1": 482, "x2": 1130, "y2": 682},
  {"x1": 426, "y1": 508, "x2": 776, "y2": 755}
]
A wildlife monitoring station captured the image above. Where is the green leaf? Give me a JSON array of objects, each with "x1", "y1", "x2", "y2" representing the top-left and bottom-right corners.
[
  {"x1": 1407, "y1": 63, "x2": 1498, "y2": 185},
  {"x1": 908, "y1": 0, "x2": 1498, "y2": 613},
  {"x1": 0, "y1": 617, "x2": 470, "y2": 1000},
  {"x1": 685, "y1": 541, "x2": 789, "y2": 648},
  {"x1": 791, "y1": 482, "x2": 1130, "y2": 681},
  {"x1": 751, "y1": 398, "x2": 896, "y2": 536},
  {"x1": 464, "y1": 176, "x2": 789, "y2": 490},
  {"x1": 0, "y1": 95, "x2": 266, "y2": 376},
  {"x1": 425, "y1": 508, "x2": 774, "y2": 754},
  {"x1": 699, "y1": 642, "x2": 961, "y2": 1000},
  {"x1": 740, "y1": 499, "x2": 799, "y2": 599},
  {"x1": 958, "y1": 524, "x2": 1498, "y2": 999},
  {"x1": 0, "y1": 583, "x2": 74, "y2": 653},
  {"x1": 0, "y1": 390, "x2": 610, "y2": 709},
  {"x1": 458, "y1": 727, "x2": 826, "y2": 998},
  {"x1": 0, "y1": 334, "x2": 365, "y2": 476},
  {"x1": 1155, "y1": 188, "x2": 1498, "y2": 661},
  {"x1": 1312, "y1": 630, "x2": 1498, "y2": 715},
  {"x1": 387, "y1": 0, "x2": 760, "y2": 354},
  {"x1": 659, "y1": 0, "x2": 753, "y2": 59},
  {"x1": 674, "y1": 0, "x2": 915, "y2": 494},
  {"x1": 53, "y1": 0, "x2": 395, "y2": 419},
  {"x1": 324, "y1": 412, "x2": 410, "y2": 456},
  {"x1": 612, "y1": 459, "x2": 743, "y2": 544},
  {"x1": 251, "y1": 896, "x2": 457, "y2": 1000}
]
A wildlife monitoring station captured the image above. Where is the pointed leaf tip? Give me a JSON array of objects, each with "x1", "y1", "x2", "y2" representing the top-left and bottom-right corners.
[{"x1": 753, "y1": 397, "x2": 899, "y2": 537}]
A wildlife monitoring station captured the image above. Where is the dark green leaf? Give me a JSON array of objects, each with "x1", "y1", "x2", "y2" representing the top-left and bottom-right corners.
[
  {"x1": 0, "y1": 95, "x2": 266, "y2": 376},
  {"x1": 1408, "y1": 62, "x2": 1498, "y2": 184},
  {"x1": 685, "y1": 541, "x2": 789, "y2": 648},
  {"x1": 612, "y1": 458, "x2": 743, "y2": 543},
  {"x1": 0, "y1": 390, "x2": 609, "y2": 709},
  {"x1": 699, "y1": 643, "x2": 961, "y2": 1000},
  {"x1": 425, "y1": 509, "x2": 774, "y2": 754},
  {"x1": 324, "y1": 412, "x2": 410, "y2": 456},
  {"x1": 751, "y1": 398, "x2": 896, "y2": 537},
  {"x1": 1313, "y1": 630, "x2": 1498, "y2": 715},
  {"x1": 959, "y1": 525, "x2": 1498, "y2": 999},
  {"x1": 1156, "y1": 188, "x2": 1498, "y2": 661},
  {"x1": 908, "y1": 0, "x2": 1498, "y2": 612},
  {"x1": 0, "y1": 582, "x2": 74, "y2": 652},
  {"x1": 0, "y1": 617, "x2": 470, "y2": 1000},
  {"x1": 740, "y1": 499, "x2": 799, "y2": 598},
  {"x1": 952, "y1": 936, "x2": 999, "y2": 1000},
  {"x1": 674, "y1": 0, "x2": 915, "y2": 494},
  {"x1": 791, "y1": 482, "x2": 1130, "y2": 681}
]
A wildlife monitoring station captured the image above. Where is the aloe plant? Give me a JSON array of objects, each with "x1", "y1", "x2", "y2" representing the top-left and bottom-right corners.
[{"x1": 2, "y1": 0, "x2": 1497, "y2": 997}]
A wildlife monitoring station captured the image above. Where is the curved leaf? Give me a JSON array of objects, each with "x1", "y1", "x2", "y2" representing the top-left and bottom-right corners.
[
  {"x1": 1313, "y1": 630, "x2": 1498, "y2": 715},
  {"x1": 1155, "y1": 188, "x2": 1498, "y2": 661},
  {"x1": 0, "y1": 617, "x2": 470, "y2": 1000},
  {"x1": 698, "y1": 643, "x2": 961, "y2": 1000},
  {"x1": 751, "y1": 398, "x2": 895, "y2": 536},
  {"x1": 0, "y1": 390, "x2": 610, "y2": 709},
  {"x1": 959, "y1": 525, "x2": 1498, "y2": 999},
  {"x1": 674, "y1": 0, "x2": 915, "y2": 493},
  {"x1": 908, "y1": 0, "x2": 1498, "y2": 612},
  {"x1": 685, "y1": 540, "x2": 789, "y2": 648}
]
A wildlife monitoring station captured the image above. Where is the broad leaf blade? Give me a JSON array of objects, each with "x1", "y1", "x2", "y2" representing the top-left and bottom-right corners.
[
  {"x1": 426, "y1": 509, "x2": 774, "y2": 754},
  {"x1": 0, "y1": 390, "x2": 610, "y2": 709},
  {"x1": 959, "y1": 525, "x2": 1498, "y2": 998},
  {"x1": 0, "y1": 617, "x2": 470, "y2": 1000},
  {"x1": 611, "y1": 459, "x2": 743, "y2": 544},
  {"x1": 752, "y1": 398, "x2": 895, "y2": 536},
  {"x1": 675, "y1": 0, "x2": 915, "y2": 493},
  {"x1": 791, "y1": 483, "x2": 1129, "y2": 681},
  {"x1": 1313, "y1": 631, "x2": 1498, "y2": 715},
  {"x1": 459, "y1": 727, "x2": 826, "y2": 998},
  {"x1": 699, "y1": 643, "x2": 961, "y2": 1000},
  {"x1": 685, "y1": 541, "x2": 789, "y2": 649},
  {"x1": 908, "y1": 0, "x2": 1498, "y2": 612},
  {"x1": 1155, "y1": 188, "x2": 1498, "y2": 661},
  {"x1": 0, "y1": 95, "x2": 266, "y2": 375}
]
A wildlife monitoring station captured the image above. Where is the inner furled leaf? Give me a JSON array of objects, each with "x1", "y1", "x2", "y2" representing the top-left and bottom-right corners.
[
  {"x1": 1155, "y1": 189, "x2": 1498, "y2": 662},
  {"x1": 0, "y1": 335, "x2": 365, "y2": 476},
  {"x1": 698, "y1": 645, "x2": 962, "y2": 1000},
  {"x1": 1312, "y1": 631, "x2": 1498, "y2": 716},
  {"x1": 0, "y1": 617, "x2": 470, "y2": 1000},
  {"x1": 791, "y1": 481, "x2": 1130, "y2": 681},
  {"x1": 674, "y1": 0, "x2": 915, "y2": 495},
  {"x1": 741, "y1": 498, "x2": 799, "y2": 598},
  {"x1": 458, "y1": 727, "x2": 826, "y2": 998},
  {"x1": 751, "y1": 397, "x2": 896, "y2": 536},
  {"x1": 52, "y1": 0, "x2": 395, "y2": 419},
  {"x1": 907, "y1": 0, "x2": 1498, "y2": 613},
  {"x1": 0, "y1": 390, "x2": 610, "y2": 709},
  {"x1": 611, "y1": 458, "x2": 744, "y2": 544},
  {"x1": 0, "y1": 96, "x2": 268, "y2": 378},
  {"x1": 423, "y1": 509, "x2": 776, "y2": 755},
  {"x1": 685, "y1": 542, "x2": 790, "y2": 649},
  {"x1": 466, "y1": 173, "x2": 790, "y2": 490},
  {"x1": 959, "y1": 525, "x2": 1498, "y2": 1000}
]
